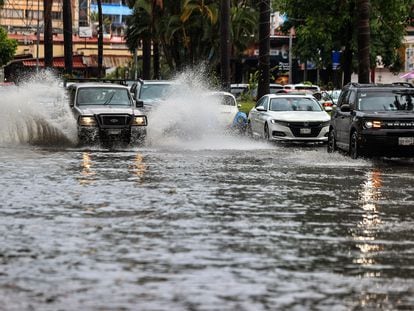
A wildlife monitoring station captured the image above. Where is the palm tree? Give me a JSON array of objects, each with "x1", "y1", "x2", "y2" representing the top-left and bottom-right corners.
[
  {"x1": 357, "y1": 0, "x2": 371, "y2": 83},
  {"x1": 44, "y1": 0, "x2": 53, "y2": 68},
  {"x1": 258, "y1": 0, "x2": 270, "y2": 99},
  {"x1": 63, "y1": 0, "x2": 73, "y2": 74}
]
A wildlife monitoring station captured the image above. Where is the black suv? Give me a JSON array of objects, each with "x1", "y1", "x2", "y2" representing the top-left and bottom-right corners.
[{"x1": 327, "y1": 82, "x2": 414, "y2": 158}]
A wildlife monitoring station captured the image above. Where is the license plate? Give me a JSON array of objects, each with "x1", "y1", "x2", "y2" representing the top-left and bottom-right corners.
[
  {"x1": 107, "y1": 129, "x2": 121, "y2": 135},
  {"x1": 300, "y1": 128, "x2": 311, "y2": 134},
  {"x1": 398, "y1": 137, "x2": 414, "y2": 146}
]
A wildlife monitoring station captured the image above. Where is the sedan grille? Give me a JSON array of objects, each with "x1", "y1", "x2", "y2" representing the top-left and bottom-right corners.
[
  {"x1": 99, "y1": 115, "x2": 132, "y2": 128},
  {"x1": 288, "y1": 122, "x2": 323, "y2": 137}
]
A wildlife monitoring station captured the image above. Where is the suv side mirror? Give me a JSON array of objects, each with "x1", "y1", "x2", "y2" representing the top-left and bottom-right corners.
[
  {"x1": 340, "y1": 104, "x2": 352, "y2": 112},
  {"x1": 136, "y1": 100, "x2": 144, "y2": 108}
]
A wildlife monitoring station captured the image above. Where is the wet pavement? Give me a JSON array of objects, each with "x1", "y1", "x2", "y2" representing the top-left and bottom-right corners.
[
  {"x1": 1, "y1": 142, "x2": 414, "y2": 310},
  {"x1": 1, "y1": 75, "x2": 414, "y2": 310}
]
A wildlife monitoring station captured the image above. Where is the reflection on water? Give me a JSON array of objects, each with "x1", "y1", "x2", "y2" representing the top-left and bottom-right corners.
[
  {"x1": 77, "y1": 151, "x2": 147, "y2": 185},
  {"x1": 79, "y1": 152, "x2": 96, "y2": 185},
  {"x1": 353, "y1": 169, "x2": 383, "y2": 272}
]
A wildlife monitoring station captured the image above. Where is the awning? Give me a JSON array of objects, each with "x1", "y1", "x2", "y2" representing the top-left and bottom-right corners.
[
  {"x1": 22, "y1": 58, "x2": 86, "y2": 69},
  {"x1": 82, "y1": 55, "x2": 132, "y2": 68}
]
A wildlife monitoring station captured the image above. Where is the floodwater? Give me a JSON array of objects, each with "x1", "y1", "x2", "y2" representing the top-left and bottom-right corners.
[{"x1": 1, "y1": 74, "x2": 414, "y2": 310}]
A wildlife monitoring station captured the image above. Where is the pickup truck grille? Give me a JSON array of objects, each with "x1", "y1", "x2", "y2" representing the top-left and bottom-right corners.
[{"x1": 99, "y1": 115, "x2": 131, "y2": 127}]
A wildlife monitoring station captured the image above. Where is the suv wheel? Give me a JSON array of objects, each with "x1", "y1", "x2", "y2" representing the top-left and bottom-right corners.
[
  {"x1": 327, "y1": 129, "x2": 336, "y2": 153},
  {"x1": 350, "y1": 131, "x2": 360, "y2": 159}
]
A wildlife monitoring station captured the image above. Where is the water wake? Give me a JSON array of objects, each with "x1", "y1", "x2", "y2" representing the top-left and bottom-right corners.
[{"x1": 0, "y1": 71, "x2": 77, "y2": 147}]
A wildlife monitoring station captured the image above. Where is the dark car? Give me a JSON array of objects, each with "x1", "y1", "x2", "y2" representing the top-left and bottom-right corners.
[
  {"x1": 327, "y1": 82, "x2": 414, "y2": 158},
  {"x1": 67, "y1": 83, "x2": 147, "y2": 146}
]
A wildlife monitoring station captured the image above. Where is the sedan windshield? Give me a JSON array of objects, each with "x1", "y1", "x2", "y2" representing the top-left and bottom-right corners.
[
  {"x1": 359, "y1": 92, "x2": 414, "y2": 111},
  {"x1": 269, "y1": 97, "x2": 323, "y2": 112},
  {"x1": 77, "y1": 87, "x2": 131, "y2": 106}
]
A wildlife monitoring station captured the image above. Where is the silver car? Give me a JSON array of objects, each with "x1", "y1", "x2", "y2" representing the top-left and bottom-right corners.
[
  {"x1": 247, "y1": 94, "x2": 330, "y2": 142},
  {"x1": 67, "y1": 83, "x2": 147, "y2": 146}
]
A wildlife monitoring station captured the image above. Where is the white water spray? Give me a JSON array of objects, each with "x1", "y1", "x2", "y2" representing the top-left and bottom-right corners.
[
  {"x1": 146, "y1": 67, "x2": 271, "y2": 150},
  {"x1": 0, "y1": 71, "x2": 77, "y2": 146}
]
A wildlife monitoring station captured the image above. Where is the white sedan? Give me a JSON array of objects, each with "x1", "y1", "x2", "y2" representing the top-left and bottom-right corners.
[{"x1": 247, "y1": 94, "x2": 330, "y2": 142}]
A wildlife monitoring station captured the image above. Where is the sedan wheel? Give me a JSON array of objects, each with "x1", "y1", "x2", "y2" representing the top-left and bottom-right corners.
[
  {"x1": 327, "y1": 129, "x2": 336, "y2": 153},
  {"x1": 246, "y1": 122, "x2": 253, "y2": 138},
  {"x1": 350, "y1": 131, "x2": 360, "y2": 159},
  {"x1": 264, "y1": 123, "x2": 270, "y2": 140}
]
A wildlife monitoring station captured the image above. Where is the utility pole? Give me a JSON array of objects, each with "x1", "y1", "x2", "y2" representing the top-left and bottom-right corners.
[
  {"x1": 220, "y1": 0, "x2": 230, "y2": 91},
  {"x1": 97, "y1": 0, "x2": 103, "y2": 78},
  {"x1": 257, "y1": 0, "x2": 270, "y2": 99},
  {"x1": 44, "y1": 0, "x2": 53, "y2": 68},
  {"x1": 63, "y1": 0, "x2": 73, "y2": 75}
]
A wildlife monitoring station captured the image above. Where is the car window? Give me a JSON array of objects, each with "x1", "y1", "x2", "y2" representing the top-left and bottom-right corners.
[
  {"x1": 77, "y1": 87, "x2": 131, "y2": 106},
  {"x1": 348, "y1": 91, "x2": 357, "y2": 109},
  {"x1": 358, "y1": 92, "x2": 414, "y2": 111},
  {"x1": 255, "y1": 96, "x2": 267, "y2": 109},
  {"x1": 206, "y1": 94, "x2": 236, "y2": 106},
  {"x1": 269, "y1": 98, "x2": 292, "y2": 111},
  {"x1": 139, "y1": 84, "x2": 173, "y2": 100},
  {"x1": 337, "y1": 90, "x2": 349, "y2": 107}
]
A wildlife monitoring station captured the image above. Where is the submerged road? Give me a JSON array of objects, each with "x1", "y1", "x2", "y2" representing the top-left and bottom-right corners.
[{"x1": 1, "y1": 140, "x2": 413, "y2": 310}]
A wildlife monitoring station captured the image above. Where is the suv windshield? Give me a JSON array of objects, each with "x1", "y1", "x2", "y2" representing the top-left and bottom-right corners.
[
  {"x1": 269, "y1": 97, "x2": 322, "y2": 112},
  {"x1": 358, "y1": 91, "x2": 414, "y2": 111},
  {"x1": 77, "y1": 87, "x2": 131, "y2": 106}
]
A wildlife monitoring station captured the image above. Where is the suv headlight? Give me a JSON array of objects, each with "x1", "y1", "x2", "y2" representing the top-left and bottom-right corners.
[
  {"x1": 364, "y1": 120, "x2": 382, "y2": 129},
  {"x1": 78, "y1": 116, "x2": 97, "y2": 126},
  {"x1": 132, "y1": 115, "x2": 147, "y2": 126}
]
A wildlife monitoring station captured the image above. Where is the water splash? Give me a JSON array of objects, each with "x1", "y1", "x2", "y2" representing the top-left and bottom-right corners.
[
  {"x1": 145, "y1": 67, "x2": 264, "y2": 150},
  {"x1": 0, "y1": 71, "x2": 77, "y2": 146}
]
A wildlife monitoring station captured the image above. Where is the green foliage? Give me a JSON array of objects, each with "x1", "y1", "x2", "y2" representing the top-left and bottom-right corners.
[
  {"x1": 279, "y1": 0, "x2": 411, "y2": 75},
  {"x1": 0, "y1": 28, "x2": 17, "y2": 67}
]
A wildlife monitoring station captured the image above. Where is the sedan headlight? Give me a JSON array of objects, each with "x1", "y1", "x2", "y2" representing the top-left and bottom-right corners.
[
  {"x1": 78, "y1": 116, "x2": 97, "y2": 126},
  {"x1": 322, "y1": 121, "x2": 331, "y2": 127},
  {"x1": 132, "y1": 115, "x2": 147, "y2": 126},
  {"x1": 270, "y1": 119, "x2": 289, "y2": 127}
]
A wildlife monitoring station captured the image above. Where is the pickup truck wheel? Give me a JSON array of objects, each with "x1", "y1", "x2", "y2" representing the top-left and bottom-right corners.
[
  {"x1": 327, "y1": 129, "x2": 337, "y2": 153},
  {"x1": 350, "y1": 131, "x2": 360, "y2": 159}
]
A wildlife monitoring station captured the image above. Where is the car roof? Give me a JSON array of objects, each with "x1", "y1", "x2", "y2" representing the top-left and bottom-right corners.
[
  {"x1": 267, "y1": 94, "x2": 316, "y2": 99},
  {"x1": 72, "y1": 83, "x2": 129, "y2": 89},
  {"x1": 205, "y1": 91, "x2": 236, "y2": 98},
  {"x1": 139, "y1": 80, "x2": 177, "y2": 85}
]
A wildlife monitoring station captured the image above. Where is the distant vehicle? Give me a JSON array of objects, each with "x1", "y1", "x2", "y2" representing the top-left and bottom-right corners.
[
  {"x1": 130, "y1": 80, "x2": 177, "y2": 112},
  {"x1": 230, "y1": 83, "x2": 250, "y2": 100},
  {"x1": 247, "y1": 94, "x2": 330, "y2": 142},
  {"x1": 67, "y1": 82, "x2": 147, "y2": 146},
  {"x1": 327, "y1": 89, "x2": 341, "y2": 105},
  {"x1": 314, "y1": 91, "x2": 335, "y2": 112},
  {"x1": 204, "y1": 91, "x2": 240, "y2": 127},
  {"x1": 328, "y1": 82, "x2": 414, "y2": 158},
  {"x1": 283, "y1": 83, "x2": 321, "y2": 92}
]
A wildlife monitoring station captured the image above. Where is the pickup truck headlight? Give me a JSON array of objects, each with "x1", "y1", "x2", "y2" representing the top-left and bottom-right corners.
[
  {"x1": 132, "y1": 115, "x2": 147, "y2": 126},
  {"x1": 78, "y1": 116, "x2": 97, "y2": 126}
]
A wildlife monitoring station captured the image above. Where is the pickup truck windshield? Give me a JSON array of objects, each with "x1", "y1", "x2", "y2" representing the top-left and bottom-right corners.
[{"x1": 77, "y1": 87, "x2": 131, "y2": 106}]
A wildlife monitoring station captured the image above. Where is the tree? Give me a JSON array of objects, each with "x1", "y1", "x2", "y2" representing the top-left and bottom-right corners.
[
  {"x1": 258, "y1": 0, "x2": 270, "y2": 99},
  {"x1": 44, "y1": 0, "x2": 53, "y2": 68},
  {"x1": 278, "y1": 0, "x2": 412, "y2": 86},
  {"x1": 0, "y1": 27, "x2": 17, "y2": 67},
  {"x1": 62, "y1": 0, "x2": 73, "y2": 75},
  {"x1": 357, "y1": 0, "x2": 370, "y2": 83},
  {"x1": 220, "y1": 0, "x2": 230, "y2": 90}
]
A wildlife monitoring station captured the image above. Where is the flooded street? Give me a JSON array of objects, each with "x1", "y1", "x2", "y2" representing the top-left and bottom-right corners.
[{"x1": 1, "y1": 75, "x2": 414, "y2": 310}]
